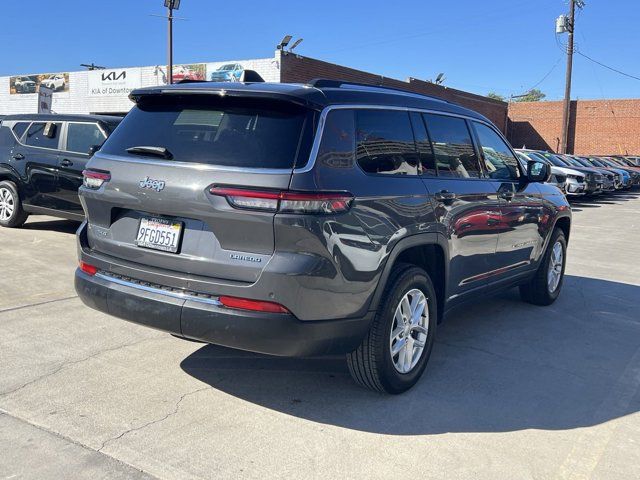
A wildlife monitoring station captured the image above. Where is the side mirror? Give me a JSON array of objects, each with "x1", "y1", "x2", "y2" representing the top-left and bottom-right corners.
[
  {"x1": 88, "y1": 144, "x2": 102, "y2": 156},
  {"x1": 527, "y1": 160, "x2": 551, "y2": 183}
]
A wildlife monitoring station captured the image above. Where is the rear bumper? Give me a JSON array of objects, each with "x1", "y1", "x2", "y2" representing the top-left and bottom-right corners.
[{"x1": 75, "y1": 269, "x2": 372, "y2": 357}]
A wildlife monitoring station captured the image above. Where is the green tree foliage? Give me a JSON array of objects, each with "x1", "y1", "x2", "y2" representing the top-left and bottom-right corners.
[
  {"x1": 514, "y1": 89, "x2": 546, "y2": 102},
  {"x1": 487, "y1": 92, "x2": 506, "y2": 101}
]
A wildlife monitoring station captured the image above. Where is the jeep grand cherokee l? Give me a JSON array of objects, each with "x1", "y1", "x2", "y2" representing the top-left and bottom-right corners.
[{"x1": 75, "y1": 79, "x2": 571, "y2": 393}]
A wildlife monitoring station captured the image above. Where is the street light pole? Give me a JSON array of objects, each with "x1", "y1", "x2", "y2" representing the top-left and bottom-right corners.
[{"x1": 163, "y1": 0, "x2": 181, "y2": 84}]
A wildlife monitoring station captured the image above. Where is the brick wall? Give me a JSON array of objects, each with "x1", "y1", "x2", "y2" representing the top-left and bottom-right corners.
[
  {"x1": 508, "y1": 99, "x2": 640, "y2": 155},
  {"x1": 279, "y1": 53, "x2": 508, "y2": 132}
]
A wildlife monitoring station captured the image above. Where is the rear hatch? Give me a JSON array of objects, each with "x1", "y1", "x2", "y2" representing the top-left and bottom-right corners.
[{"x1": 81, "y1": 92, "x2": 316, "y2": 283}]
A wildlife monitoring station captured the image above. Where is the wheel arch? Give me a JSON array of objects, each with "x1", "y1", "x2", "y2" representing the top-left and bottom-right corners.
[
  {"x1": 370, "y1": 233, "x2": 449, "y2": 323},
  {"x1": 0, "y1": 168, "x2": 24, "y2": 196},
  {"x1": 554, "y1": 215, "x2": 571, "y2": 243}
]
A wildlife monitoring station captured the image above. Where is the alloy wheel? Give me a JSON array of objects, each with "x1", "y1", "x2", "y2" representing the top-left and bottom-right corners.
[
  {"x1": 389, "y1": 288, "x2": 429, "y2": 374},
  {"x1": 0, "y1": 187, "x2": 15, "y2": 221},
  {"x1": 547, "y1": 241, "x2": 564, "y2": 293}
]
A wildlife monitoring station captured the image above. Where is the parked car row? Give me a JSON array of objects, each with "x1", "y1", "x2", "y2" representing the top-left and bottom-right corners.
[{"x1": 515, "y1": 149, "x2": 640, "y2": 199}]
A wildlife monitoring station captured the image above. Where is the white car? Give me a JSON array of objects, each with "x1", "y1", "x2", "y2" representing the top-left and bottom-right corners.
[
  {"x1": 42, "y1": 74, "x2": 66, "y2": 91},
  {"x1": 517, "y1": 149, "x2": 586, "y2": 197}
]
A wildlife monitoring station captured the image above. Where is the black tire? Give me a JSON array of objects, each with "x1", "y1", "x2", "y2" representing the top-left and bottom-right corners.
[
  {"x1": 520, "y1": 228, "x2": 567, "y2": 306},
  {"x1": 347, "y1": 264, "x2": 437, "y2": 394},
  {"x1": 0, "y1": 180, "x2": 29, "y2": 228}
]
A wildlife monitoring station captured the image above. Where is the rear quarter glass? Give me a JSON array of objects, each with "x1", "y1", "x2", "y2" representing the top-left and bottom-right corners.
[{"x1": 100, "y1": 96, "x2": 316, "y2": 169}]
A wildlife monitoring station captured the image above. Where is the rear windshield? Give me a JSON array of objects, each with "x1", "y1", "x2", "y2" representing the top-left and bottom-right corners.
[{"x1": 100, "y1": 96, "x2": 314, "y2": 169}]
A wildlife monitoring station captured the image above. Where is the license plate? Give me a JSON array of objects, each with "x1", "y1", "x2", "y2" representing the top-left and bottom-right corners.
[{"x1": 135, "y1": 217, "x2": 183, "y2": 253}]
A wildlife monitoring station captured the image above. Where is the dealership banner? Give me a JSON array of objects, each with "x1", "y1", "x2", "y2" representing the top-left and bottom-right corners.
[
  {"x1": 9, "y1": 72, "x2": 70, "y2": 95},
  {"x1": 88, "y1": 68, "x2": 142, "y2": 97},
  {"x1": 38, "y1": 86, "x2": 53, "y2": 113}
]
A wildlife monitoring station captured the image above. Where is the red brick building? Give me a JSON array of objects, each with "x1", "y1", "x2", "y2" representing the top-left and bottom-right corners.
[
  {"x1": 507, "y1": 99, "x2": 640, "y2": 155},
  {"x1": 279, "y1": 53, "x2": 508, "y2": 131}
]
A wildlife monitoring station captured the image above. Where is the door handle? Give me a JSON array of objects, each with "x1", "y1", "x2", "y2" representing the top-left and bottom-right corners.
[
  {"x1": 434, "y1": 190, "x2": 456, "y2": 202},
  {"x1": 499, "y1": 191, "x2": 515, "y2": 201},
  {"x1": 60, "y1": 159, "x2": 73, "y2": 167},
  {"x1": 12, "y1": 153, "x2": 24, "y2": 160}
]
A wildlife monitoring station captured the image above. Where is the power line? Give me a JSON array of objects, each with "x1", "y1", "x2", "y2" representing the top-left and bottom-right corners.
[
  {"x1": 526, "y1": 57, "x2": 562, "y2": 92},
  {"x1": 575, "y1": 50, "x2": 640, "y2": 82}
]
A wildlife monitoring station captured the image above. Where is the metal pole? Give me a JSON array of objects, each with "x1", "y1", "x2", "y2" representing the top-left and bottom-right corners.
[
  {"x1": 560, "y1": 0, "x2": 575, "y2": 154},
  {"x1": 168, "y1": 6, "x2": 174, "y2": 84}
]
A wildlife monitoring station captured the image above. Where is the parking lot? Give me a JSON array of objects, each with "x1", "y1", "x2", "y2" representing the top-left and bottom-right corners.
[{"x1": 1, "y1": 193, "x2": 639, "y2": 480}]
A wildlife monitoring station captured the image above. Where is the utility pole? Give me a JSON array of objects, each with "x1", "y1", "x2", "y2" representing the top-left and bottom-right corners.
[{"x1": 559, "y1": 0, "x2": 584, "y2": 154}]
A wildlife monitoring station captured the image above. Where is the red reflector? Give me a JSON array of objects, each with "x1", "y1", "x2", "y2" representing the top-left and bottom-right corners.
[
  {"x1": 79, "y1": 261, "x2": 98, "y2": 276},
  {"x1": 219, "y1": 295, "x2": 290, "y2": 314}
]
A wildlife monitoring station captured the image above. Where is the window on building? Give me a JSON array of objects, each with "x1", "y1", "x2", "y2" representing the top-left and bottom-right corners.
[
  {"x1": 423, "y1": 114, "x2": 480, "y2": 178},
  {"x1": 355, "y1": 109, "x2": 419, "y2": 175}
]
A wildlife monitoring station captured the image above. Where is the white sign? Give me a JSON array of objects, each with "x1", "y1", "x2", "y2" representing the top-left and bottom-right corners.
[
  {"x1": 88, "y1": 68, "x2": 142, "y2": 97},
  {"x1": 38, "y1": 85, "x2": 54, "y2": 113}
]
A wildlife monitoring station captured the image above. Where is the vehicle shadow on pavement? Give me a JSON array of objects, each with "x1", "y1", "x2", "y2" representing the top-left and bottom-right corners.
[
  {"x1": 23, "y1": 218, "x2": 80, "y2": 234},
  {"x1": 180, "y1": 275, "x2": 640, "y2": 435}
]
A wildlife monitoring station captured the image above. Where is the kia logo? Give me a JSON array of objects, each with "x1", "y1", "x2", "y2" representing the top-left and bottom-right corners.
[
  {"x1": 102, "y1": 71, "x2": 126, "y2": 82},
  {"x1": 139, "y1": 177, "x2": 166, "y2": 192}
]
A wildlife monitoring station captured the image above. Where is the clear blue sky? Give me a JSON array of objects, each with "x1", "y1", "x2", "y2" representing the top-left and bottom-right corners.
[{"x1": 1, "y1": 0, "x2": 638, "y2": 100}]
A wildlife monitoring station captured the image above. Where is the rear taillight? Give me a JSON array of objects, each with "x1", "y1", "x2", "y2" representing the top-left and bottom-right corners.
[
  {"x1": 82, "y1": 170, "x2": 111, "y2": 189},
  {"x1": 210, "y1": 187, "x2": 353, "y2": 214},
  {"x1": 219, "y1": 295, "x2": 290, "y2": 314},
  {"x1": 79, "y1": 261, "x2": 98, "y2": 276}
]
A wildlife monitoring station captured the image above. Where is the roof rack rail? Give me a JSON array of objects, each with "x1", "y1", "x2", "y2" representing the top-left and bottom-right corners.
[{"x1": 307, "y1": 78, "x2": 449, "y2": 103}]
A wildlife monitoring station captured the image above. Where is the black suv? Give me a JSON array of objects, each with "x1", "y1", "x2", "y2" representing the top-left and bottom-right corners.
[
  {"x1": 74, "y1": 80, "x2": 571, "y2": 393},
  {"x1": 0, "y1": 114, "x2": 121, "y2": 227}
]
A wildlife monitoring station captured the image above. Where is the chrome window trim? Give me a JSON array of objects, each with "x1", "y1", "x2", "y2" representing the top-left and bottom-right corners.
[
  {"x1": 94, "y1": 104, "x2": 497, "y2": 176},
  {"x1": 94, "y1": 272, "x2": 223, "y2": 306},
  {"x1": 294, "y1": 104, "x2": 497, "y2": 175}
]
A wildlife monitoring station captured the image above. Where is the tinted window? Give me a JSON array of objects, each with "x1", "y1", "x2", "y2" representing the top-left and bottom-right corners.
[
  {"x1": 316, "y1": 110, "x2": 355, "y2": 168},
  {"x1": 101, "y1": 96, "x2": 312, "y2": 169},
  {"x1": 423, "y1": 114, "x2": 480, "y2": 178},
  {"x1": 355, "y1": 110, "x2": 419, "y2": 175},
  {"x1": 474, "y1": 122, "x2": 520, "y2": 180},
  {"x1": 12, "y1": 122, "x2": 30, "y2": 140},
  {"x1": 410, "y1": 112, "x2": 435, "y2": 175},
  {"x1": 24, "y1": 122, "x2": 61, "y2": 149},
  {"x1": 66, "y1": 123, "x2": 107, "y2": 154}
]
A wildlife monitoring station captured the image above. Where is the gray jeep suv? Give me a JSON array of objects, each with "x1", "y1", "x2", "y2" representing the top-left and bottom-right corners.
[{"x1": 75, "y1": 79, "x2": 571, "y2": 393}]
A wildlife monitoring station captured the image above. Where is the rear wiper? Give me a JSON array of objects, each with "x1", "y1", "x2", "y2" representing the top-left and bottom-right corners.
[{"x1": 126, "y1": 146, "x2": 173, "y2": 159}]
